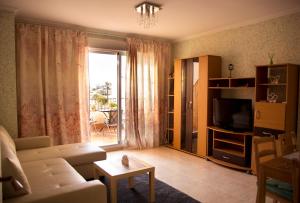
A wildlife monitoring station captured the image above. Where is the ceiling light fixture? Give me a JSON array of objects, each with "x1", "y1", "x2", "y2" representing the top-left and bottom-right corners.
[{"x1": 135, "y1": 1, "x2": 161, "y2": 28}]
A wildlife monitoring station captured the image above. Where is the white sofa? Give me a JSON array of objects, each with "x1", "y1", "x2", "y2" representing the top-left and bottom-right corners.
[{"x1": 0, "y1": 126, "x2": 107, "y2": 203}]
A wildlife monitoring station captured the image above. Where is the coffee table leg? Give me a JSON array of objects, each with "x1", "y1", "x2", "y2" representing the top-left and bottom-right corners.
[
  {"x1": 93, "y1": 167, "x2": 98, "y2": 180},
  {"x1": 128, "y1": 177, "x2": 134, "y2": 188},
  {"x1": 110, "y1": 178, "x2": 117, "y2": 203},
  {"x1": 149, "y1": 169, "x2": 155, "y2": 202}
]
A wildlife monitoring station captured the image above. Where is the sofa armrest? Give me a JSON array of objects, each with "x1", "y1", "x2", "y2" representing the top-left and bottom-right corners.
[
  {"x1": 4, "y1": 180, "x2": 107, "y2": 203},
  {"x1": 14, "y1": 136, "x2": 51, "y2": 151}
]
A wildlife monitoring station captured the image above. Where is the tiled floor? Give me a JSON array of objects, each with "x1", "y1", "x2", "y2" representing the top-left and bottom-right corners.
[
  {"x1": 107, "y1": 147, "x2": 272, "y2": 203},
  {"x1": 90, "y1": 128, "x2": 118, "y2": 146}
]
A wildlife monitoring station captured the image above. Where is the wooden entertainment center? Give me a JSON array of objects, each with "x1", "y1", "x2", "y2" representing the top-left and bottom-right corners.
[
  {"x1": 206, "y1": 77, "x2": 255, "y2": 172},
  {"x1": 166, "y1": 55, "x2": 299, "y2": 173}
]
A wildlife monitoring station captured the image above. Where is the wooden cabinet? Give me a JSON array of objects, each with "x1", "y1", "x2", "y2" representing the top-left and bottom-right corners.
[
  {"x1": 173, "y1": 59, "x2": 182, "y2": 149},
  {"x1": 254, "y1": 64, "x2": 299, "y2": 135},
  {"x1": 254, "y1": 102, "x2": 286, "y2": 130},
  {"x1": 251, "y1": 63, "x2": 299, "y2": 174},
  {"x1": 205, "y1": 77, "x2": 255, "y2": 171},
  {"x1": 198, "y1": 56, "x2": 222, "y2": 157},
  {"x1": 172, "y1": 55, "x2": 221, "y2": 156},
  {"x1": 174, "y1": 58, "x2": 199, "y2": 153},
  {"x1": 207, "y1": 127, "x2": 252, "y2": 170}
]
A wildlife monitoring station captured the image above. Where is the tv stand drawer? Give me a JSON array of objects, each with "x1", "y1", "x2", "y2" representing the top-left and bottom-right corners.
[{"x1": 212, "y1": 149, "x2": 249, "y2": 167}]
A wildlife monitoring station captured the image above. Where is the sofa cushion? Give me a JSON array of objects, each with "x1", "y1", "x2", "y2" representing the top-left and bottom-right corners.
[
  {"x1": 21, "y1": 158, "x2": 86, "y2": 193},
  {"x1": 17, "y1": 143, "x2": 106, "y2": 166},
  {"x1": 1, "y1": 144, "x2": 31, "y2": 199},
  {"x1": 0, "y1": 126, "x2": 16, "y2": 153}
]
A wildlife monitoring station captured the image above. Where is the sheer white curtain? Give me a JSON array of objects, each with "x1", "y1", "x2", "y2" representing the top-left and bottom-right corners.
[{"x1": 125, "y1": 37, "x2": 170, "y2": 149}]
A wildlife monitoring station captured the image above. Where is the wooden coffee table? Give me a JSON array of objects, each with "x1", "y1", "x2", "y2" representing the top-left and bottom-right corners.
[{"x1": 94, "y1": 156, "x2": 155, "y2": 203}]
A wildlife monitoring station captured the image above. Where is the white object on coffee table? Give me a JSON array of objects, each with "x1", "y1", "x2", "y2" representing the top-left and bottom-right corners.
[{"x1": 121, "y1": 155, "x2": 129, "y2": 167}]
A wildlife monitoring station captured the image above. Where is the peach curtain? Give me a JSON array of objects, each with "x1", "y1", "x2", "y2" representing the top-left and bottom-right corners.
[
  {"x1": 16, "y1": 23, "x2": 89, "y2": 145},
  {"x1": 125, "y1": 37, "x2": 170, "y2": 149}
]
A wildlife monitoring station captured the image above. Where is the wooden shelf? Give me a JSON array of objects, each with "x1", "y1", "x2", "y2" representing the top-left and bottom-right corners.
[
  {"x1": 213, "y1": 148, "x2": 244, "y2": 157},
  {"x1": 256, "y1": 63, "x2": 298, "y2": 68},
  {"x1": 256, "y1": 101, "x2": 287, "y2": 104},
  {"x1": 208, "y1": 77, "x2": 255, "y2": 89},
  {"x1": 206, "y1": 156, "x2": 251, "y2": 172},
  {"x1": 257, "y1": 83, "x2": 286, "y2": 86},
  {"x1": 214, "y1": 138, "x2": 244, "y2": 147},
  {"x1": 209, "y1": 78, "x2": 229, "y2": 80},
  {"x1": 167, "y1": 71, "x2": 175, "y2": 146},
  {"x1": 207, "y1": 126, "x2": 253, "y2": 136},
  {"x1": 208, "y1": 87, "x2": 254, "y2": 90}
]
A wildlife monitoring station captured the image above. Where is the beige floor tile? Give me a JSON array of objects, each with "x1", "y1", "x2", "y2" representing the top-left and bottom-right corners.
[{"x1": 107, "y1": 147, "x2": 260, "y2": 203}]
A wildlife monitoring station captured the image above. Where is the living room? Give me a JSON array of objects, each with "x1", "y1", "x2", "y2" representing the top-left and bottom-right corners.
[{"x1": 1, "y1": 0, "x2": 300, "y2": 203}]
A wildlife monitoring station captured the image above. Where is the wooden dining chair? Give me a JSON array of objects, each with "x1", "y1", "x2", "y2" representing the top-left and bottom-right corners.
[
  {"x1": 291, "y1": 159, "x2": 300, "y2": 203},
  {"x1": 278, "y1": 133, "x2": 297, "y2": 156},
  {"x1": 254, "y1": 136, "x2": 277, "y2": 176},
  {"x1": 254, "y1": 136, "x2": 293, "y2": 203}
]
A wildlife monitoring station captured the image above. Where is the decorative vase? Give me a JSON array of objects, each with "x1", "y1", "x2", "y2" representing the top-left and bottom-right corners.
[
  {"x1": 268, "y1": 53, "x2": 274, "y2": 65},
  {"x1": 228, "y1": 64, "x2": 234, "y2": 78}
]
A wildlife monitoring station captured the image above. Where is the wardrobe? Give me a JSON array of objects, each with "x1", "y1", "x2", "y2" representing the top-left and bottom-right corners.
[{"x1": 170, "y1": 55, "x2": 221, "y2": 157}]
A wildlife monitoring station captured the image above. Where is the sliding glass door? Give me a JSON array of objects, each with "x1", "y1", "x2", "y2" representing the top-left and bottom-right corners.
[{"x1": 88, "y1": 50, "x2": 126, "y2": 146}]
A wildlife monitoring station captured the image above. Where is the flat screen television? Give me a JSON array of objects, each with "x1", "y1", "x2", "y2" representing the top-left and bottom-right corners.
[{"x1": 213, "y1": 98, "x2": 253, "y2": 132}]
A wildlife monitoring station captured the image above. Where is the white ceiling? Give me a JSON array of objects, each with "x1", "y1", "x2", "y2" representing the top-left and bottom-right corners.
[{"x1": 1, "y1": 0, "x2": 300, "y2": 40}]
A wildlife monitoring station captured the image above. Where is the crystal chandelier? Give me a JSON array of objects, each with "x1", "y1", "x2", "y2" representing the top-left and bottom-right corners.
[{"x1": 135, "y1": 1, "x2": 161, "y2": 28}]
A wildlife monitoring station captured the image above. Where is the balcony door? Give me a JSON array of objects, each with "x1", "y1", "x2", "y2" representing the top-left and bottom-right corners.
[{"x1": 88, "y1": 50, "x2": 126, "y2": 146}]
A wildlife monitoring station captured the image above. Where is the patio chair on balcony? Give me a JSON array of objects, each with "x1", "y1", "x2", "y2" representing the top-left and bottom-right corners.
[
  {"x1": 104, "y1": 110, "x2": 118, "y2": 135},
  {"x1": 90, "y1": 111, "x2": 106, "y2": 136}
]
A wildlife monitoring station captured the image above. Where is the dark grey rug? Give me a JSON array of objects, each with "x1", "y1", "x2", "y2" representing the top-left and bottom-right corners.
[{"x1": 102, "y1": 174, "x2": 200, "y2": 203}]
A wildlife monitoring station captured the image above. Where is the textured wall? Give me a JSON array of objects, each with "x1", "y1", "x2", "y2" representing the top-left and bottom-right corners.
[
  {"x1": 0, "y1": 10, "x2": 18, "y2": 138},
  {"x1": 173, "y1": 12, "x2": 300, "y2": 146}
]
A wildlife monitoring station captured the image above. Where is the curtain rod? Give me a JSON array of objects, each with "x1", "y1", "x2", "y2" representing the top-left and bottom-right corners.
[
  {"x1": 16, "y1": 17, "x2": 127, "y2": 41},
  {"x1": 86, "y1": 31, "x2": 127, "y2": 41},
  {"x1": 15, "y1": 17, "x2": 172, "y2": 43}
]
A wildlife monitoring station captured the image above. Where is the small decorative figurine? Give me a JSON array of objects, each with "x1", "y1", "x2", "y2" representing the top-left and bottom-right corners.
[
  {"x1": 267, "y1": 92, "x2": 278, "y2": 103},
  {"x1": 228, "y1": 64, "x2": 234, "y2": 78},
  {"x1": 269, "y1": 75, "x2": 280, "y2": 84},
  {"x1": 122, "y1": 155, "x2": 129, "y2": 167}
]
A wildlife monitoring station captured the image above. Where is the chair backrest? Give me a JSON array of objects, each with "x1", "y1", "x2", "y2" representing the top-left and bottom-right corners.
[
  {"x1": 253, "y1": 136, "x2": 277, "y2": 177},
  {"x1": 108, "y1": 110, "x2": 118, "y2": 125},
  {"x1": 278, "y1": 133, "x2": 296, "y2": 156}
]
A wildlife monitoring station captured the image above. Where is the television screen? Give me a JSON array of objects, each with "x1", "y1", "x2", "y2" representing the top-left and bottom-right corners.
[{"x1": 213, "y1": 98, "x2": 253, "y2": 132}]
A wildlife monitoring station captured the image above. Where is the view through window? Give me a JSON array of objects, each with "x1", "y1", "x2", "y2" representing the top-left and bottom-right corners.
[{"x1": 88, "y1": 51, "x2": 126, "y2": 146}]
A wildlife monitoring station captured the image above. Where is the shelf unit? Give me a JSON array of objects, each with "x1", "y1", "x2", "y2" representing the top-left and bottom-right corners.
[
  {"x1": 207, "y1": 126, "x2": 252, "y2": 171},
  {"x1": 166, "y1": 75, "x2": 174, "y2": 145},
  {"x1": 254, "y1": 64, "x2": 299, "y2": 132},
  {"x1": 251, "y1": 63, "x2": 299, "y2": 174},
  {"x1": 208, "y1": 77, "x2": 255, "y2": 89}
]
